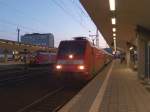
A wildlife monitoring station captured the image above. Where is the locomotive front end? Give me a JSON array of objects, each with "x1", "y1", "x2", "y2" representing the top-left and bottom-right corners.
[{"x1": 55, "y1": 40, "x2": 90, "y2": 81}]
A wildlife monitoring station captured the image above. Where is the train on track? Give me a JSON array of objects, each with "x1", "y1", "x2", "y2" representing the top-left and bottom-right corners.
[
  {"x1": 55, "y1": 37, "x2": 112, "y2": 83},
  {"x1": 29, "y1": 51, "x2": 56, "y2": 65}
]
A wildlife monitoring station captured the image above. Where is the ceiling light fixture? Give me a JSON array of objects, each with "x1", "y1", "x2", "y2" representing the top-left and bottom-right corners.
[
  {"x1": 111, "y1": 18, "x2": 116, "y2": 25},
  {"x1": 113, "y1": 33, "x2": 116, "y2": 36},
  {"x1": 109, "y1": 0, "x2": 116, "y2": 11},
  {"x1": 112, "y1": 28, "x2": 116, "y2": 32}
]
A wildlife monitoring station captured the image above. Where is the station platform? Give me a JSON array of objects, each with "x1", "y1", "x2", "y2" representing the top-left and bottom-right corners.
[
  {"x1": 59, "y1": 60, "x2": 150, "y2": 112},
  {"x1": 0, "y1": 61, "x2": 23, "y2": 66}
]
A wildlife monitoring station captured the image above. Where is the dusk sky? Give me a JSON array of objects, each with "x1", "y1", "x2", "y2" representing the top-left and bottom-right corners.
[{"x1": 0, "y1": 0, "x2": 108, "y2": 47}]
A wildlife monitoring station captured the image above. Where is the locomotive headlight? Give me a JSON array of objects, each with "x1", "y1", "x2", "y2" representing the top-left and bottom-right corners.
[
  {"x1": 78, "y1": 65, "x2": 85, "y2": 70},
  {"x1": 56, "y1": 65, "x2": 62, "y2": 70},
  {"x1": 68, "y1": 54, "x2": 74, "y2": 59}
]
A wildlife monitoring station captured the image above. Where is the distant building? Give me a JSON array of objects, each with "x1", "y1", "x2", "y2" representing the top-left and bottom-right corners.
[
  {"x1": 104, "y1": 48, "x2": 113, "y2": 54},
  {"x1": 21, "y1": 33, "x2": 54, "y2": 48}
]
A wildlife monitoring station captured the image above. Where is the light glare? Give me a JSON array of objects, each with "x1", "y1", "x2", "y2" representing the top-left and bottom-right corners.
[
  {"x1": 78, "y1": 65, "x2": 85, "y2": 70},
  {"x1": 113, "y1": 37, "x2": 116, "y2": 40},
  {"x1": 113, "y1": 33, "x2": 116, "y2": 36},
  {"x1": 111, "y1": 18, "x2": 116, "y2": 25},
  {"x1": 129, "y1": 46, "x2": 134, "y2": 50},
  {"x1": 109, "y1": 0, "x2": 116, "y2": 11},
  {"x1": 69, "y1": 54, "x2": 74, "y2": 59},
  {"x1": 112, "y1": 28, "x2": 116, "y2": 32},
  {"x1": 56, "y1": 65, "x2": 62, "y2": 69}
]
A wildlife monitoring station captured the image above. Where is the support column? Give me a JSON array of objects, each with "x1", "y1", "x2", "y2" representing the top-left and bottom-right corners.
[
  {"x1": 137, "y1": 37, "x2": 146, "y2": 79},
  {"x1": 136, "y1": 25, "x2": 150, "y2": 79},
  {"x1": 126, "y1": 51, "x2": 130, "y2": 68}
]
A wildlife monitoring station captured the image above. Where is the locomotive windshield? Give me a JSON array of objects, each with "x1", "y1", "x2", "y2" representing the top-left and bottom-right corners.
[{"x1": 58, "y1": 41, "x2": 86, "y2": 56}]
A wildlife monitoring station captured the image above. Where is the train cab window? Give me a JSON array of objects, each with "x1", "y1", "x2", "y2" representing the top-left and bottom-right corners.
[{"x1": 58, "y1": 41, "x2": 86, "y2": 55}]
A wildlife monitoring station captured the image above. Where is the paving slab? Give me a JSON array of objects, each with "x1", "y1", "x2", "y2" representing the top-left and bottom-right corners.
[{"x1": 99, "y1": 60, "x2": 150, "y2": 112}]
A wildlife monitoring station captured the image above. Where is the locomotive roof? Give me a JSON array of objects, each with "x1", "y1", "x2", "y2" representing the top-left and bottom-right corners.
[
  {"x1": 61, "y1": 38, "x2": 88, "y2": 43},
  {"x1": 59, "y1": 39, "x2": 112, "y2": 56}
]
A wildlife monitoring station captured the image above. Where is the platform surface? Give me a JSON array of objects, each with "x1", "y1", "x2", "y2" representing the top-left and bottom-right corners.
[{"x1": 59, "y1": 60, "x2": 150, "y2": 112}]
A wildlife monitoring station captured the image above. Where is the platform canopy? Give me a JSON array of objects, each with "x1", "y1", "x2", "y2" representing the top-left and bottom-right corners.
[{"x1": 80, "y1": 0, "x2": 150, "y2": 49}]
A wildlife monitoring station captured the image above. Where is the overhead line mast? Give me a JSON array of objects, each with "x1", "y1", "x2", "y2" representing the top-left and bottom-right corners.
[
  {"x1": 89, "y1": 28, "x2": 99, "y2": 48},
  {"x1": 17, "y1": 27, "x2": 20, "y2": 42}
]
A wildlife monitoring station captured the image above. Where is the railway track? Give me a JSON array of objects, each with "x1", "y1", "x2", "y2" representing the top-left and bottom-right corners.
[
  {"x1": 0, "y1": 64, "x2": 86, "y2": 112},
  {"x1": 0, "y1": 71, "x2": 49, "y2": 86},
  {"x1": 17, "y1": 86, "x2": 82, "y2": 112},
  {"x1": 0, "y1": 67, "x2": 52, "y2": 86},
  {"x1": 0, "y1": 65, "x2": 51, "y2": 73}
]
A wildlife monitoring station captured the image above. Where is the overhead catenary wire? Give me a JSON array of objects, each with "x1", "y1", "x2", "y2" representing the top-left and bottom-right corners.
[
  {"x1": 70, "y1": 0, "x2": 96, "y2": 28},
  {"x1": 0, "y1": 0, "x2": 96, "y2": 41},
  {"x1": 69, "y1": 0, "x2": 97, "y2": 34},
  {"x1": 0, "y1": 0, "x2": 90, "y2": 36},
  {"x1": 51, "y1": 0, "x2": 99, "y2": 44},
  {"x1": 0, "y1": 0, "x2": 91, "y2": 33},
  {"x1": 70, "y1": 0, "x2": 89, "y2": 18},
  {"x1": 63, "y1": 1, "x2": 87, "y2": 29},
  {"x1": 51, "y1": 0, "x2": 90, "y2": 32},
  {"x1": 0, "y1": 0, "x2": 53, "y2": 37},
  {"x1": 0, "y1": 20, "x2": 39, "y2": 41},
  {"x1": 60, "y1": 0, "x2": 84, "y2": 23},
  {"x1": 0, "y1": 0, "x2": 46, "y2": 29},
  {"x1": 71, "y1": 1, "x2": 109, "y2": 48},
  {"x1": 0, "y1": 19, "x2": 41, "y2": 33}
]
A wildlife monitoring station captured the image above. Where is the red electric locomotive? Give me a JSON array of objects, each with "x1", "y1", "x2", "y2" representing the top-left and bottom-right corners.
[{"x1": 55, "y1": 37, "x2": 112, "y2": 82}]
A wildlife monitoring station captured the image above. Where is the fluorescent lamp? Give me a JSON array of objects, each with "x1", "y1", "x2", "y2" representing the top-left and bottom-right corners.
[
  {"x1": 113, "y1": 33, "x2": 116, "y2": 36},
  {"x1": 109, "y1": 0, "x2": 115, "y2": 11},
  {"x1": 113, "y1": 37, "x2": 116, "y2": 40},
  {"x1": 112, "y1": 28, "x2": 116, "y2": 32},
  {"x1": 111, "y1": 18, "x2": 116, "y2": 25}
]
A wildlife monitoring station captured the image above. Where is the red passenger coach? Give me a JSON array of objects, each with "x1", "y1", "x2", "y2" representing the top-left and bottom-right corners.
[
  {"x1": 55, "y1": 37, "x2": 112, "y2": 82},
  {"x1": 30, "y1": 51, "x2": 56, "y2": 65}
]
